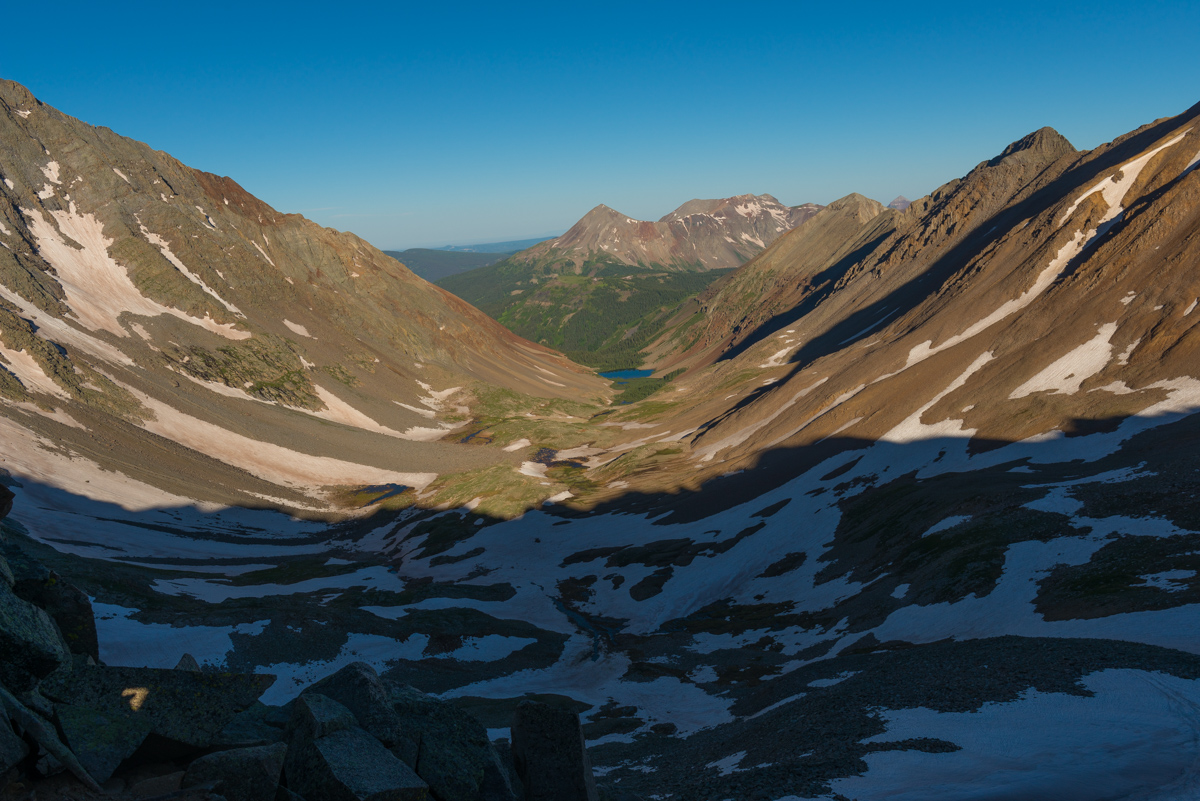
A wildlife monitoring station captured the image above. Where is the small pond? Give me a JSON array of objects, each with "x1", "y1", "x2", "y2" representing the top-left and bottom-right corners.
[{"x1": 599, "y1": 369, "x2": 653, "y2": 385}]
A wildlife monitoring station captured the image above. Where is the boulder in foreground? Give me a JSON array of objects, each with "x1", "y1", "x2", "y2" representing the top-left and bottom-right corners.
[{"x1": 511, "y1": 700, "x2": 599, "y2": 801}]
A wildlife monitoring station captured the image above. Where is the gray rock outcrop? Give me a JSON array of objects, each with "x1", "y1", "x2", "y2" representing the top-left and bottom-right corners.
[
  {"x1": 55, "y1": 702, "x2": 153, "y2": 784},
  {"x1": 183, "y1": 742, "x2": 288, "y2": 801},
  {"x1": 41, "y1": 662, "x2": 276, "y2": 751},
  {"x1": 0, "y1": 581, "x2": 69, "y2": 691},
  {"x1": 285, "y1": 693, "x2": 428, "y2": 801}
]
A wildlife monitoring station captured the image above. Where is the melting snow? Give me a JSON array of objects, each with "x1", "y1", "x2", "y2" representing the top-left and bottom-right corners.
[
  {"x1": 112, "y1": 168, "x2": 130, "y2": 184},
  {"x1": 883, "y1": 353, "x2": 993, "y2": 444},
  {"x1": 759, "y1": 344, "x2": 798, "y2": 368},
  {"x1": 1059, "y1": 129, "x2": 1192, "y2": 227},
  {"x1": 251, "y1": 240, "x2": 276, "y2": 266},
  {"x1": 122, "y1": 384, "x2": 437, "y2": 494},
  {"x1": 41, "y1": 161, "x2": 61, "y2": 185},
  {"x1": 22, "y1": 205, "x2": 250, "y2": 340},
  {"x1": 706, "y1": 751, "x2": 747, "y2": 776},
  {"x1": 831, "y1": 670, "x2": 1200, "y2": 801},
  {"x1": 504, "y1": 438, "x2": 532, "y2": 452},
  {"x1": 0, "y1": 282, "x2": 132, "y2": 365},
  {"x1": 1009, "y1": 322, "x2": 1117, "y2": 398},
  {"x1": 923, "y1": 515, "x2": 971, "y2": 537},
  {"x1": 309, "y1": 385, "x2": 405, "y2": 438},
  {"x1": 1140, "y1": 570, "x2": 1195, "y2": 592},
  {"x1": 283, "y1": 319, "x2": 313, "y2": 338},
  {"x1": 905, "y1": 232, "x2": 1093, "y2": 369},
  {"x1": 0, "y1": 341, "x2": 67, "y2": 398},
  {"x1": 94, "y1": 601, "x2": 268, "y2": 670}
]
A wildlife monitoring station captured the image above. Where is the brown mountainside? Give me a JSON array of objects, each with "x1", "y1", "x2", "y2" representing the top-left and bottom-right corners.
[{"x1": 0, "y1": 79, "x2": 606, "y2": 513}]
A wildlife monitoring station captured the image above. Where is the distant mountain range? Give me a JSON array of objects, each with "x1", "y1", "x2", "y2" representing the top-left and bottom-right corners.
[
  {"x1": 435, "y1": 237, "x2": 554, "y2": 253},
  {"x1": 382, "y1": 248, "x2": 508, "y2": 282},
  {"x1": 514, "y1": 194, "x2": 822, "y2": 272},
  {"x1": 437, "y1": 194, "x2": 822, "y2": 368}
]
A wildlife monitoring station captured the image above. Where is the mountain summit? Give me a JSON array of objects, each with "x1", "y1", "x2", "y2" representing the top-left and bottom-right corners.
[
  {"x1": 437, "y1": 193, "x2": 822, "y2": 366},
  {"x1": 519, "y1": 193, "x2": 821, "y2": 271}
]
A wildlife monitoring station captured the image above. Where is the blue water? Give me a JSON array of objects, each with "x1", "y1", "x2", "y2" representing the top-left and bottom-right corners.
[{"x1": 600, "y1": 369, "x2": 653, "y2": 384}]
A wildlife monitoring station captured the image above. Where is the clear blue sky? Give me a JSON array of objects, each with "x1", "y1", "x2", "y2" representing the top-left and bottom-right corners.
[{"x1": 4, "y1": 1, "x2": 1198, "y2": 250}]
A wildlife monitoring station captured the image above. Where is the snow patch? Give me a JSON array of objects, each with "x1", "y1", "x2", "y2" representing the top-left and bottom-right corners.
[
  {"x1": 519, "y1": 462, "x2": 548, "y2": 478},
  {"x1": 139, "y1": 223, "x2": 243, "y2": 316},
  {"x1": 121, "y1": 383, "x2": 437, "y2": 495},
  {"x1": 1009, "y1": 323, "x2": 1117, "y2": 398},
  {"x1": 1140, "y1": 570, "x2": 1195, "y2": 592},
  {"x1": 0, "y1": 341, "x2": 67, "y2": 398},
  {"x1": 883, "y1": 352, "x2": 993, "y2": 444},
  {"x1": 831, "y1": 670, "x2": 1200, "y2": 801},
  {"x1": 1059, "y1": 129, "x2": 1192, "y2": 227},
  {"x1": 22, "y1": 206, "x2": 250, "y2": 340},
  {"x1": 283, "y1": 319, "x2": 313, "y2": 338},
  {"x1": 251, "y1": 240, "x2": 276, "y2": 266},
  {"x1": 923, "y1": 515, "x2": 971, "y2": 537},
  {"x1": 41, "y1": 161, "x2": 61, "y2": 185}
]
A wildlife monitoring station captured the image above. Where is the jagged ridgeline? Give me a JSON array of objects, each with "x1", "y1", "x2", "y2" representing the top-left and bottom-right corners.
[
  {"x1": 437, "y1": 196, "x2": 821, "y2": 369},
  {"x1": 6, "y1": 73, "x2": 1200, "y2": 801}
]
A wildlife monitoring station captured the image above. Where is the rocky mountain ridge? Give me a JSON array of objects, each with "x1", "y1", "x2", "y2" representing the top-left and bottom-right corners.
[
  {"x1": 435, "y1": 196, "x2": 821, "y2": 367},
  {"x1": 514, "y1": 194, "x2": 821, "y2": 272},
  {"x1": 0, "y1": 78, "x2": 606, "y2": 519}
]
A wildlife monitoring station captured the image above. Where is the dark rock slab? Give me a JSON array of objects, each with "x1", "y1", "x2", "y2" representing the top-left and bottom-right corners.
[
  {"x1": 128, "y1": 770, "x2": 185, "y2": 798},
  {"x1": 56, "y1": 702, "x2": 153, "y2": 784},
  {"x1": 287, "y1": 693, "x2": 358, "y2": 742},
  {"x1": 183, "y1": 742, "x2": 287, "y2": 801},
  {"x1": 41, "y1": 663, "x2": 275, "y2": 750},
  {"x1": 0, "y1": 583, "x2": 68, "y2": 691},
  {"x1": 511, "y1": 701, "x2": 599, "y2": 801},
  {"x1": 286, "y1": 725, "x2": 428, "y2": 801},
  {"x1": 176, "y1": 653, "x2": 202, "y2": 671},
  {"x1": 387, "y1": 682, "x2": 516, "y2": 801},
  {"x1": 12, "y1": 569, "x2": 99, "y2": 660},
  {"x1": 305, "y1": 662, "x2": 406, "y2": 749},
  {"x1": 216, "y1": 702, "x2": 288, "y2": 748},
  {"x1": 276, "y1": 787, "x2": 306, "y2": 801},
  {"x1": 0, "y1": 702, "x2": 29, "y2": 776}
]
